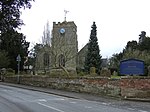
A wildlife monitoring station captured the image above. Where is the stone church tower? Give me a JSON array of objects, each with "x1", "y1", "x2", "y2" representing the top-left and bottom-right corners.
[
  {"x1": 35, "y1": 21, "x2": 78, "y2": 74},
  {"x1": 51, "y1": 21, "x2": 78, "y2": 72}
]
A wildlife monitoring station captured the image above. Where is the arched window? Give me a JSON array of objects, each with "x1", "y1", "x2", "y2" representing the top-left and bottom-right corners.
[
  {"x1": 58, "y1": 54, "x2": 65, "y2": 67},
  {"x1": 43, "y1": 53, "x2": 49, "y2": 67}
]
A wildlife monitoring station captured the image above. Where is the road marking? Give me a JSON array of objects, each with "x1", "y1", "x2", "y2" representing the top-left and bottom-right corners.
[
  {"x1": 38, "y1": 102, "x2": 65, "y2": 112},
  {"x1": 37, "y1": 99, "x2": 47, "y2": 102},
  {"x1": 101, "y1": 102, "x2": 110, "y2": 105},
  {"x1": 69, "y1": 101, "x2": 77, "y2": 104},
  {"x1": 139, "y1": 110, "x2": 148, "y2": 112},
  {"x1": 84, "y1": 106, "x2": 92, "y2": 109},
  {"x1": 55, "y1": 98, "x2": 65, "y2": 101}
]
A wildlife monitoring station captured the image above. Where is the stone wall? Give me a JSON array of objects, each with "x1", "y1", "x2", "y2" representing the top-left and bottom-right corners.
[
  {"x1": 4, "y1": 76, "x2": 150, "y2": 98},
  {"x1": 121, "y1": 77, "x2": 150, "y2": 98}
]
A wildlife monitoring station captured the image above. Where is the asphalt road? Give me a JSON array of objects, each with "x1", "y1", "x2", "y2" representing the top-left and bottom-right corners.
[{"x1": 0, "y1": 84, "x2": 149, "y2": 112}]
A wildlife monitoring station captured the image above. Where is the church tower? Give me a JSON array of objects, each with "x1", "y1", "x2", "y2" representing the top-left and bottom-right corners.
[{"x1": 51, "y1": 21, "x2": 78, "y2": 72}]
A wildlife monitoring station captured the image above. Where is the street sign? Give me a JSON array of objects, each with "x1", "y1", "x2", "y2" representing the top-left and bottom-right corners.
[{"x1": 16, "y1": 54, "x2": 21, "y2": 62}]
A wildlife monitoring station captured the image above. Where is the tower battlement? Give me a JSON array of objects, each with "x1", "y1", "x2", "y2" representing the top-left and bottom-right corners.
[{"x1": 53, "y1": 21, "x2": 77, "y2": 28}]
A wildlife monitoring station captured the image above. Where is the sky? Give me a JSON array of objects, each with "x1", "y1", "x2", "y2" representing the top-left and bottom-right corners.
[{"x1": 20, "y1": 0, "x2": 150, "y2": 58}]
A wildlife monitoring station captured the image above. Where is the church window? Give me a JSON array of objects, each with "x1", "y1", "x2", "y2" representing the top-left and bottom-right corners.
[
  {"x1": 58, "y1": 54, "x2": 65, "y2": 67},
  {"x1": 43, "y1": 53, "x2": 49, "y2": 67}
]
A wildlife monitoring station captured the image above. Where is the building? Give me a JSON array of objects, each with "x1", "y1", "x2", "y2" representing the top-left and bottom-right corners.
[{"x1": 35, "y1": 21, "x2": 82, "y2": 74}]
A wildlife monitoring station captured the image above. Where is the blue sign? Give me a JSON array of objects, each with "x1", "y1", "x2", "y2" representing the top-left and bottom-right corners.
[
  {"x1": 120, "y1": 59, "x2": 144, "y2": 75},
  {"x1": 16, "y1": 54, "x2": 21, "y2": 62}
]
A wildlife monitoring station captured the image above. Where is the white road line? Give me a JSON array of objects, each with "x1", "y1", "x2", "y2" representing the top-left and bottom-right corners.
[
  {"x1": 101, "y1": 102, "x2": 110, "y2": 105},
  {"x1": 69, "y1": 102, "x2": 77, "y2": 104},
  {"x1": 37, "y1": 99, "x2": 47, "y2": 102},
  {"x1": 34, "y1": 98, "x2": 65, "y2": 102},
  {"x1": 55, "y1": 98, "x2": 65, "y2": 101},
  {"x1": 38, "y1": 102, "x2": 65, "y2": 112},
  {"x1": 139, "y1": 110, "x2": 148, "y2": 112},
  {"x1": 84, "y1": 106, "x2": 92, "y2": 109}
]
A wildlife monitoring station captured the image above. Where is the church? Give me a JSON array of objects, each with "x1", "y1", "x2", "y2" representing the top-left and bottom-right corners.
[{"x1": 35, "y1": 21, "x2": 87, "y2": 74}]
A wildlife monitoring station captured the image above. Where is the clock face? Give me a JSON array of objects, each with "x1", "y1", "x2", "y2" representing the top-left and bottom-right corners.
[{"x1": 60, "y1": 28, "x2": 65, "y2": 34}]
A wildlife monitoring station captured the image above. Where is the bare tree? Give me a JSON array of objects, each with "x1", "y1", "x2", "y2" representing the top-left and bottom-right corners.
[
  {"x1": 51, "y1": 34, "x2": 78, "y2": 75},
  {"x1": 42, "y1": 21, "x2": 51, "y2": 46}
]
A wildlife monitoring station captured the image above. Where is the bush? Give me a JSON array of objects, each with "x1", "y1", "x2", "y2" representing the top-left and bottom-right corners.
[
  {"x1": 77, "y1": 72, "x2": 87, "y2": 76},
  {"x1": 100, "y1": 68, "x2": 111, "y2": 77},
  {"x1": 5, "y1": 68, "x2": 15, "y2": 76}
]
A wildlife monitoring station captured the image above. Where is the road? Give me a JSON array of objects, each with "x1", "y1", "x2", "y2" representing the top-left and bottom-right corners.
[{"x1": 0, "y1": 84, "x2": 149, "y2": 112}]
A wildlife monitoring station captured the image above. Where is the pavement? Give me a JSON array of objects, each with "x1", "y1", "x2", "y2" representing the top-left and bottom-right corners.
[{"x1": 0, "y1": 82, "x2": 150, "y2": 103}]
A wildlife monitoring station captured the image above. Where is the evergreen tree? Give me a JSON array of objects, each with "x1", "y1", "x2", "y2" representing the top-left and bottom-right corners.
[
  {"x1": 84, "y1": 22, "x2": 102, "y2": 73},
  {"x1": 1, "y1": 29, "x2": 29, "y2": 71},
  {"x1": 0, "y1": 0, "x2": 34, "y2": 32},
  {"x1": 0, "y1": 50, "x2": 10, "y2": 68},
  {"x1": 125, "y1": 40, "x2": 138, "y2": 50},
  {"x1": 138, "y1": 37, "x2": 150, "y2": 51},
  {"x1": 0, "y1": 0, "x2": 34, "y2": 71}
]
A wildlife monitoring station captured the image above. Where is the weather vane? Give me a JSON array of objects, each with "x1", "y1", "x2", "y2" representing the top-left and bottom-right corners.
[{"x1": 64, "y1": 10, "x2": 69, "y2": 21}]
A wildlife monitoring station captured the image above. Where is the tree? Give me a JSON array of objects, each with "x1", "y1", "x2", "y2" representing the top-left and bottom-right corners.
[
  {"x1": 138, "y1": 37, "x2": 150, "y2": 51},
  {"x1": 109, "y1": 52, "x2": 123, "y2": 69},
  {"x1": 29, "y1": 43, "x2": 43, "y2": 67},
  {"x1": 50, "y1": 34, "x2": 78, "y2": 75},
  {"x1": 84, "y1": 22, "x2": 102, "y2": 73},
  {"x1": 0, "y1": 30, "x2": 29, "y2": 71},
  {"x1": 139, "y1": 31, "x2": 146, "y2": 43},
  {"x1": 30, "y1": 43, "x2": 43, "y2": 58},
  {"x1": 0, "y1": 0, "x2": 34, "y2": 33},
  {"x1": 122, "y1": 32, "x2": 150, "y2": 60},
  {"x1": 42, "y1": 21, "x2": 51, "y2": 46},
  {"x1": 0, "y1": 50, "x2": 10, "y2": 68},
  {"x1": 125, "y1": 40, "x2": 138, "y2": 50},
  {"x1": 109, "y1": 31, "x2": 150, "y2": 76},
  {"x1": 0, "y1": 0, "x2": 34, "y2": 72},
  {"x1": 52, "y1": 36, "x2": 77, "y2": 67}
]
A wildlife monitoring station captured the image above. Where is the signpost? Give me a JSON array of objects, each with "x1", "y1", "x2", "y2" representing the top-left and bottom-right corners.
[
  {"x1": 16, "y1": 54, "x2": 21, "y2": 83},
  {"x1": 120, "y1": 58, "x2": 144, "y2": 75}
]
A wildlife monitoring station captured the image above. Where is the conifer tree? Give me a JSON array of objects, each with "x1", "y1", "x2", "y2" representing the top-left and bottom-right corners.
[
  {"x1": 0, "y1": 0, "x2": 34, "y2": 71},
  {"x1": 84, "y1": 22, "x2": 102, "y2": 73}
]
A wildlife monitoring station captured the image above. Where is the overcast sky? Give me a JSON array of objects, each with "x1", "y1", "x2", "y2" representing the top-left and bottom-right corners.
[{"x1": 20, "y1": 0, "x2": 150, "y2": 58}]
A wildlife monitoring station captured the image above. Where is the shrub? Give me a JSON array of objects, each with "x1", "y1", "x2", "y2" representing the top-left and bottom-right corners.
[{"x1": 100, "y1": 68, "x2": 111, "y2": 77}]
